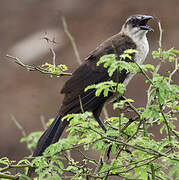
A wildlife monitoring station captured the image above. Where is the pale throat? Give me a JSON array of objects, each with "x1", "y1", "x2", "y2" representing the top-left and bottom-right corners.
[{"x1": 122, "y1": 28, "x2": 149, "y2": 87}]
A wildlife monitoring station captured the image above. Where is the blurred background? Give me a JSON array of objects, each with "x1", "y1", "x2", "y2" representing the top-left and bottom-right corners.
[{"x1": 0, "y1": 0, "x2": 178, "y2": 170}]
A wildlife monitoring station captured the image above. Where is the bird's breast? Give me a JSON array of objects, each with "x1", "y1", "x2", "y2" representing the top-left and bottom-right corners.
[
  {"x1": 135, "y1": 35, "x2": 149, "y2": 65},
  {"x1": 123, "y1": 35, "x2": 149, "y2": 87}
]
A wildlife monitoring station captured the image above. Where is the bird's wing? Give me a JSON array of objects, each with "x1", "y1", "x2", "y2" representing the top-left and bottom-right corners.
[
  {"x1": 59, "y1": 33, "x2": 136, "y2": 115},
  {"x1": 60, "y1": 59, "x2": 110, "y2": 115}
]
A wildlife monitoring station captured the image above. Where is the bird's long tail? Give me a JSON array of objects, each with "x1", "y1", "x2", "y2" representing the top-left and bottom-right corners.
[{"x1": 27, "y1": 114, "x2": 68, "y2": 176}]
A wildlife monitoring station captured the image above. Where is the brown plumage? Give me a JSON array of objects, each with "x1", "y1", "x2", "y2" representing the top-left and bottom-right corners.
[{"x1": 60, "y1": 34, "x2": 136, "y2": 115}]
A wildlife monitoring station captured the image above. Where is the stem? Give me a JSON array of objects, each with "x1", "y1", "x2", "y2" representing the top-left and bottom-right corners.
[
  {"x1": 6, "y1": 54, "x2": 72, "y2": 77},
  {"x1": 10, "y1": 115, "x2": 32, "y2": 154},
  {"x1": 150, "y1": 163, "x2": 156, "y2": 180},
  {"x1": 0, "y1": 173, "x2": 19, "y2": 180},
  {"x1": 61, "y1": 16, "x2": 81, "y2": 65},
  {"x1": 169, "y1": 58, "x2": 178, "y2": 83},
  {"x1": 158, "y1": 102, "x2": 172, "y2": 143},
  {"x1": 1, "y1": 164, "x2": 31, "y2": 173},
  {"x1": 135, "y1": 62, "x2": 153, "y2": 84}
]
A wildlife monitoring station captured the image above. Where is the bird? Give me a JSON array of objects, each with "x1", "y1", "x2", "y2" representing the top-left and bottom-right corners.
[{"x1": 30, "y1": 14, "x2": 153, "y2": 169}]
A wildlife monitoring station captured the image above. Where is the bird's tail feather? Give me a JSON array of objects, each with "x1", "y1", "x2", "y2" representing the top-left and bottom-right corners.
[{"x1": 28, "y1": 114, "x2": 68, "y2": 176}]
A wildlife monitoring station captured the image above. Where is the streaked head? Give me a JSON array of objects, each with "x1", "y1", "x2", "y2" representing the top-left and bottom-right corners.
[{"x1": 122, "y1": 14, "x2": 153, "y2": 39}]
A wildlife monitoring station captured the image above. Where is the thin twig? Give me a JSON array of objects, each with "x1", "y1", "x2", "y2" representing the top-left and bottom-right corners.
[
  {"x1": 116, "y1": 117, "x2": 143, "y2": 159},
  {"x1": 40, "y1": 115, "x2": 47, "y2": 130},
  {"x1": 157, "y1": 18, "x2": 163, "y2": 49},
  {"x1": 1, "y1": 164, "x2": 32, "y2": 173},
  {"x1": 146, "y1": 62, "x2": 161, "y2": 108},
  {"x1": 61, "y1": 16, "x2": 81, "y2": 65},
  {"x1": 6, "y1": 54, "x2": 72, "y2": 77},
  {"x1": 122, "y1": 96, "x2": 141, "y2": 117},
  {"x1": 0, "y1": 172, "x2": 19, "y2": 180},
  {"x1": 11, "y1": 115, "x2": 26, "y2": 139},
  {"x1": 11, "y1": 115, "x2": 33, "y2": 154},
  {"x1": 111, "y1": 156, "x2": 158, "y2": 175},
  {"x1": 135, "y1": 61, "x2": 153, "y2": 84},
  {"x1": 169, "y1": 58, "x2": 178, "y2": 83},
  {"x1": 101, "y1": 155, "x2": 155, "y2": 174},
  {"x1": 94, "y1": 156, "x2": 103, "y2": 175},
  {"x1": 79, "y1": 95, "x2": 85, "y2": 113},
  {"x1": 158, "y1": 102, "x2": 172, "y2": 143},
  {"x1": 43, "y1": 33, "x2": 57, "y2": 71},
  {"x1": 77, "y1": 150, "x2": 98, "y2": 165}
]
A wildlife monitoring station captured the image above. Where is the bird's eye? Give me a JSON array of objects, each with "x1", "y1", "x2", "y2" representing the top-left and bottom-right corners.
[
  {"x1": 132, "y1": 19, "x2": 137, "y2": 24},
  {"x1": 129, "y1": 18, "x2": 139, "y2": 26}
]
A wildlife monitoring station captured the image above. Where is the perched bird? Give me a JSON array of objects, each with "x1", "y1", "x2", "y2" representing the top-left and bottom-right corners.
[{"x1": 31, "y1": 14, "x2": 153, "y2": 162}]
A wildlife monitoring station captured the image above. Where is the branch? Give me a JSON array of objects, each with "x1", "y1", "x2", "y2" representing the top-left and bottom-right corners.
[
  {"x1": 85, "y1": 126, "x2": 179, "y2": 161},
  {"x1": 169, "y1": 57, "x2": 178, "y2": 83},
  {"x1": 110, "y1": 155, "x2": 158, "y2": 175},
  {"x1": 10, "y1": 115, "x2": 32, "y2": 154},
  {"x1": 94, "y1": 156, "x2": 103, "y2": 175},
  {"x1": 77, "y1": 150, "x2": 98, "y2": 165},
  {"x1": 0, "y1": 164, "x2": 31, "y2": 173},
  {"x1": 61, "y1": 16, "x2": 81, "y2": 65},
  {"x1": 0, "y1": 173, "x2": 19, "y2": 180},
  {"x1": 42, "y1": 33, "x2": 58, "y2": 70},
  {"x1": 6, "y1": 54, "x2": 72, "y2": 77},
  {"x1": 157, "y1": 18, "x2": 163, "y2": 49}
]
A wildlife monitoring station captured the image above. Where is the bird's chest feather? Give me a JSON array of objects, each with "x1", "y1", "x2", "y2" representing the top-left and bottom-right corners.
[
  {"x1": 134, "y1": 35, "x2": 149, "y2": 65},
  {"x1": 123, "y1": 35, "x2": 149, "y2": 86}
]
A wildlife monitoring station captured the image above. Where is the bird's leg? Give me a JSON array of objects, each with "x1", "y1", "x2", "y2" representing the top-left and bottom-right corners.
[
  {"x1": 93, "y1": 113, "x2": 107, "y2": 132},
  {"x1": 92, "y1": 104, "x2": 107, "y2": 132}
]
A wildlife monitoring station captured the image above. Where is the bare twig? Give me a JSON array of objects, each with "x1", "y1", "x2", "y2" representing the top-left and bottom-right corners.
[
  {"x1": 169, "y1": 58, "x2": 178, "y2": 83},
  {"x1": 1, "y1": 164, "x2": 31, "y2": 173},
  {"x1": 40, "y1": 115, "x2": 47, "y2": 130},
  {"x1": 43, "y1": 33, "x2": 57, "y2": 71},
  {"x1": 79, "y1": 95, "x2": 85, "y2": 113},
  {"x1": 11, "y1": 115, "x2": 27, "y2": 139},
  {"x1": 157, "y1": 18, "x2": 163, "y2": 49},
  {"x1": 61, "y1": 16, "x2": 81, "y2": 65},
  {"x1": 77, "y1": 150, "x2": 98, "y2": 165},
  {"x1": 0, "y1": 172, "x2": 19, "y2": 180},
  {"x1": 6, "y1": 54, "x2": 72, "y2": 77},
  {"x1": 147, "y1": 18, "x2": 164, "y2": 106},
  {"x1": 135, "y1": 61, "x2": 153, "y2": 84},
  {"x1": 94, "y1": 156, "x2": 103, "y2": 175},
  {"x1": 122, "y1": 96, "x2": 141, "y2": 117},
  {"x1": 11, "y1": 115, "x2": 32, "y2": 154}
]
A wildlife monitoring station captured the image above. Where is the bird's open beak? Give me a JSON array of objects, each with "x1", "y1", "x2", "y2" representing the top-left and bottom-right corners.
[{"x1": 139, "y1": 15, "x2": 154, "y2": 32}]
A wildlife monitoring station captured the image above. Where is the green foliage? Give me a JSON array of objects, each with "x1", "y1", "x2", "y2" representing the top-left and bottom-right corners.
[
  {"x1": 41, "y1": 63, "x2": 68, "y2": 76},
  {"x1": 1, "y1": 47, "x2": 179, "y2": 180},
  {"x1": 96, "y1": 49, "x2": 139, "y2": 77},
  {"x1": 21, "y1": 132, "x2": 43, "y2": 151},
  {"x1": 152, "y1": 48, "x2": 179, "y2": 62},
  {"x1": 85, "y1": 80, "x2": 125, "y2": 97}
]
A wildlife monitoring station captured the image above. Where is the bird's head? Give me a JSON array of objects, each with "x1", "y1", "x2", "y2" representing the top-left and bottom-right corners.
[{"x1": 122, "y1": 14, "x2": 153, "y2": 39}]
